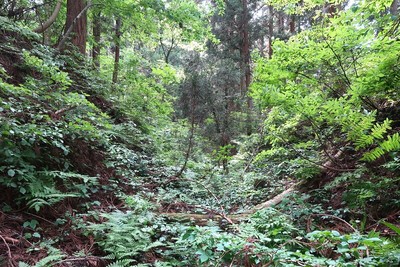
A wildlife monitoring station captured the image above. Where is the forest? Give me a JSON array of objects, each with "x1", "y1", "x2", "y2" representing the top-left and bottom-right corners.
[{"x1": 0, "y1": 0, "x2": 399, "y2": 266}]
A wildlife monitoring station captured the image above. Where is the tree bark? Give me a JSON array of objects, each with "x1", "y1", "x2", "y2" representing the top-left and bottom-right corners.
[
  {"x1": 391, "y1": 0, "x2": 399, "y2": 15},
  {"x1": 34, "y1": 0, "x2": 63, "y2": 33},
  {"x1": 240, "y1": 0, "x2": 251, "y2": 96},
  {"x1": 289, "y1": 14, "x2": 295, "y2": 34},
  {"x1": 92, "y1": 11, "x2": 101, "y2": 69},
  {"x1": 267, "y1": 5, "x2": 274, "y2": 59},
  {"x1": 240, "y1": 0, "x2": 253, "y2": 135},
  {"x1": 176, "y1": 75, "x2": 197, "y2": 177},
  {"x1": 64, "y1": 0, "x2": 87, "y2": 54},
  {"x1": 112, "y1": 17, "x2": 121, "y2": 84}
]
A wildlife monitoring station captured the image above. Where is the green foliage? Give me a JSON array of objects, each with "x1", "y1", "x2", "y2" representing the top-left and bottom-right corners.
[
  {"x1": 362, "y1": 133, "x2": 400, "y2": 161},
  {"x1": 18, "y1": 241, "x2": 66, "y2": 267},
  {"x1": 175, "y1": 207, "x2": 399, "y2": 266},
  {"x1": 86, "y1": 208, "x2": 164, "y2": 261},
  {"x1": 251, "y1": 0, "x2": 400, "y2": 179},
  {"x1": 2, "y1": 1, "x2": 400, "y2": 266},
  {"x1": 0, "y1": 23, "x2": 111, "y2": 208}
]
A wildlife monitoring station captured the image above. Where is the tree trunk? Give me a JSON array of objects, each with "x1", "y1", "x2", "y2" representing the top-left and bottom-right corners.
[
  {"x1": 289, "y1": 14, "x2": 295, "y2": 34},
  {"x1": 176, "y1": 75, "x2": 197, "y2": 177},
  {"x1": 391, "y1": 0, "x2": 399, "y2": 15},
  {"x1": 112, "y1": 17, "x2": 121, "y2": 84},
  {"x1": 65, "y1": 0, "x2": 87, "y2": 54},
  {"x1": 267, "y1": 5, "x2": 274, "y2": 59},
  {"x1": 240, "y1": 0, "x2": 251, "y2": 96},
  {"x1": 92, "y1": 11, "x2": 101, "y2": 69},
  {"x1": 240, "y1": 0, "x2": 253, "y2": 135}
]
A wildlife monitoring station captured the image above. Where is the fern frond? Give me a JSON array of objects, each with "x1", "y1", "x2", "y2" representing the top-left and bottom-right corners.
[
  {"x1": 362, "y1": 133, "x2": 400, "y2": 161},
  {"x1": 35, "y1": 254, "x2": 65, "y2": 267},
  {"x1": 370, "y1": 118, "x2": 392, "y2": 140},
  {"x1": 103, "y1": 254, "x2": 117, "y2": 260},
  {"x1": 106, "y1": 259, "x2": 133, "y2": 267},
  {"x1": 355, "y1": 134, "x2": 374, "y2": 150}
]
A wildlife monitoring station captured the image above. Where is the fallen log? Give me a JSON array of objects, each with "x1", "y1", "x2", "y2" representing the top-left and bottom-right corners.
[{"x1": 160, "y1": 184, "x2": 297, "y2": 226}]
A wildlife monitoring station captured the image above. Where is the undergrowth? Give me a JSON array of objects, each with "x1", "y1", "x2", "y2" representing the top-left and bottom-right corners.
[{"x1": 0, "y1": 14, "x2": 399, "y2": 267}]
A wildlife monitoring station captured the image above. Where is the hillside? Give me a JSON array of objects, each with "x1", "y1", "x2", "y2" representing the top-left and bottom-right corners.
[{"x1": 1, "y1": 1, "x2": 400, "y2": 266}]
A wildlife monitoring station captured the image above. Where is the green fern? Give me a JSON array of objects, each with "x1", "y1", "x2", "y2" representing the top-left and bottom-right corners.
[
  {"x1": 18, "y1": 254, "x2": 64, "y2": 267},
  {"x1": 362, "y1": 133, "x2": 400, "y2": 161},
  {"x1": 371, "y1": 119, "x2": 392, "y2": 140},
  {"x1": 106, "y1": 259, "x2": 133, "y2": 267}
]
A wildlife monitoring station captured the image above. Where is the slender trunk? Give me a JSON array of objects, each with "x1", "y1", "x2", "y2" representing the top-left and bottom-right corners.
[
  {"x1": 64, "y1": 0, "x2": 87, "y2": 54},
  {"x1": 176, "y1": 112, "x2": 195, "y2": 177},
  {"x1": 268, "y1": 5, "x2": 274, "y2": 59},
  {"x1": 240, "y1": 0, "x2": 250, "y2": 96},
  {"x1": 289, "y1": 14, "x2": 295, "y2": 34},
  {"x1": 160, "y1": 35, "x2": 175, "y2": 64},
  {"x1": 278, "y1": 11, "x2": 284, "y2": 35},
  {"x1": 241, "y1": 0, "x2": 253, "y2": 135},
  {"x1": 391, "y1": 0, "x2": 399, "y2": 15},
  {"x1": 176, "y1": 75, "x2": 198, "y2": 177},
  {"x1": 112, "y1": 17, "x2": 121, "y2": 84},
  {"x1": 221, "y1": 86, "x2": 230, "y2": 173},
  {"x1": 92, "y1": 11, "x2": 101, "y2": 69}
]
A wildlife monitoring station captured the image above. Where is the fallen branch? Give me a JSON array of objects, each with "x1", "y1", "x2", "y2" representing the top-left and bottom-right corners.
[
  {"x1": 161, "y1": 183, "x2": 298, "y2": 225},
  {"x1": 54, "y1": 256, "x2": 105, "y2": 266},
  {"x1": 50, "y1": 105, "x2": 77, "y2": 120},
  {"x1": 3, "y1": 236, "x2": 20, "y2": 244},
  {"x1": 246, "y1": 186, "x2": 296, "y2": 214}
]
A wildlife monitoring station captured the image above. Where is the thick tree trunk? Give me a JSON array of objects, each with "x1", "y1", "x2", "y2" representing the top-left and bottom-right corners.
[
  {"x1": 92, "y1": 11, "x2": 101, "y2": 69},
  {"x1": 65, "y1": 0, "x2": 87, "y2": 54},
  {"x1": 112, "y1": 17, "x2": 121, "y2": 84}
]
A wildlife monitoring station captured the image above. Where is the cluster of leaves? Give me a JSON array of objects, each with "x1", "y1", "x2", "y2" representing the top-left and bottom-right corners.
[
  {"x1": 250, "y1": 0, "x2": 400, "y2": 217},
  {"x1": 252, "y1": 0, "x2": 400, "y2": 163},
  {"x1": 0, "y1": 22, "x2": 111, "y2": 209},
  {"x1": 174, "y1": 207, "x2": 399, "y2": 266}
]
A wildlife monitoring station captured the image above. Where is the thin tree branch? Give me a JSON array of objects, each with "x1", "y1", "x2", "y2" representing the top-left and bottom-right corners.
[{"x1": 309, "y1": 213, "x2": 357, "y2": 232}]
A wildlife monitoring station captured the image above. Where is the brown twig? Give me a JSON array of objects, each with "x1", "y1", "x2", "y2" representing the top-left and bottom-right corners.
[
  {"x1": 54, "y1": 105, "x2": 77, "y2": 116},
  {"x1": 309, "y1": 213, "x2": 357, "y2": 232},
  {"x1": 53, "y1": 256, "x2": 104, "y2": 265},
  {"x1": 0, "y1": 234, "x2": 15, "y2": 267},
  {"x1": 23, "y1": 212, "x2": 56, "y2": 225}
]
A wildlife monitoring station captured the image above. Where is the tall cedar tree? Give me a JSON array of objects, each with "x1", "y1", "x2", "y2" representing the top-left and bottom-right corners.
[{"x1": 65, "y1": 0, "x2": 87, "y2": 54}]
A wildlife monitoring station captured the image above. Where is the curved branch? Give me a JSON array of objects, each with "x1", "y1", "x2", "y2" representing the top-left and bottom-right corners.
[{"x1": 34, "y1": 0, "x2": 63, "y2": 33}]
